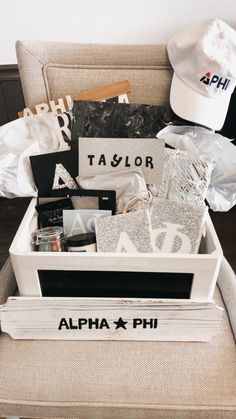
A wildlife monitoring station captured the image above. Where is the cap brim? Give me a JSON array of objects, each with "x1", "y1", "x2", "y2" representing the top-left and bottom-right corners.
[{"x1": 170, "y1": 73, "x2": 230, "y2": 130}]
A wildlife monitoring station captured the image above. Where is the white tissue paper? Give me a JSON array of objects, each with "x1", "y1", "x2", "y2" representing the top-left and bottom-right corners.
[
  {"x1": 0, "y1": 113, "x2": 67, "y2": 198},
  {"x1": 77, "y1": 168, "x2": 152, "y2": 214},
  {"x1": 157, "y1": 125, "x2": 236, "y2": 211}
]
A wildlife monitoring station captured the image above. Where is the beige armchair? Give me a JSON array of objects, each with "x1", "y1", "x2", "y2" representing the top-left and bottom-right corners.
[{"x1": 0, "y1": 40, "x2": 235, "y2": 418}]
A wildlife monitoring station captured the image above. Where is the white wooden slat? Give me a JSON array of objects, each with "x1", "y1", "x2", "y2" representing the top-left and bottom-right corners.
[{"x1": 0, "y1": 297, "x2": 223, "y2": 341}]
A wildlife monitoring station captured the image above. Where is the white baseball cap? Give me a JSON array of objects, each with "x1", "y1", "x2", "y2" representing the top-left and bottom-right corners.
[{"x1": 167, "y1": 19, "x2": 236, "y2": 130}]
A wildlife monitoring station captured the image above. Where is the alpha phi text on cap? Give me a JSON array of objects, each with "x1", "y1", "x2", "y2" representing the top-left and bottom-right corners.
[{"x1": 167, "y1": 19, "x2": 236, "y2": 130}]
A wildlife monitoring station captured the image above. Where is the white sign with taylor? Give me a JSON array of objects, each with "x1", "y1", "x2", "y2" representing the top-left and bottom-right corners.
[{"x1": 78, "y1": 137, "x2": 165, "y2": 184}]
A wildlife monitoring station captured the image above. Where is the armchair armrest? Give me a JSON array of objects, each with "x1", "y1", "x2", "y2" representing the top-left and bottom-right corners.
[{"x1": 0, "y1": 258, "x2": 17, "y2": 305}]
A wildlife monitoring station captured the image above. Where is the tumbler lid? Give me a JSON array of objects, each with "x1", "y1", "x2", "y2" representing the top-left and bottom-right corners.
[{"x1": 67, "y1": 232, "x2": 96, "y2": 247}]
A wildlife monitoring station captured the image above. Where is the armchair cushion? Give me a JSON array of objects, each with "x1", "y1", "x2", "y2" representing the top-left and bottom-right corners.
[{"x1": 0, "y1": 258, "x2": 235, "y2": 418}]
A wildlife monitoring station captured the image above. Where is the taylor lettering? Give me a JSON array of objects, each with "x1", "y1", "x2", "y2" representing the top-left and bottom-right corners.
[
  {"x1": 79, "y1": 137, "x2": 164, "y2": 184},
  {"x1": 58, "y1": 317, "x2": 158, "y2": 330},
  {"x1": 87, "y1": 154, "x2": 154, "y2": 169}
]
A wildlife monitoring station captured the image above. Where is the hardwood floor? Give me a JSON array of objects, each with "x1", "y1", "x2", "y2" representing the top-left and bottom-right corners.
[{"x1": 0, "y1": 197, "x2": 235, "y2": 273}]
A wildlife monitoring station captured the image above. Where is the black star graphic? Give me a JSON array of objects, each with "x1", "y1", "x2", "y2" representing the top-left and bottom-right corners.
[{"x1": 113, "y1": 317, "x2": 128, "y2": 330}]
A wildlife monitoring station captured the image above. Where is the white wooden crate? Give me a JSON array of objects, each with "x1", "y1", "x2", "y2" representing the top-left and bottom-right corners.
[
  {"x1": 9, "y1": 198, "x2": 223, "y2": 301},
  {"x1": 0, "y1": 198, "x2": 224, "y2": 342}
]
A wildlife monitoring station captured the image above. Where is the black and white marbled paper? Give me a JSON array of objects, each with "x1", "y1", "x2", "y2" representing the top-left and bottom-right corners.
[{"x1": 71, "y1": 100, "x2": 173, "y2": 145}]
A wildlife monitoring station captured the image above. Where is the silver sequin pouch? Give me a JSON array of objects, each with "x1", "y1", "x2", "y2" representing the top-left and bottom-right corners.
[{"x1": 149, "y1": 148, "x2": 215, "y2": 204}]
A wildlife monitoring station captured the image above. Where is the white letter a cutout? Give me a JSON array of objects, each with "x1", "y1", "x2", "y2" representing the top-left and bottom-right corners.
[
  {"x1": 52, "y1": 163, "x2": 77, "y2": 190},
  {"x1": 116, "y1": 231, "x2": 138, "y2": 253},
  {"x1": 69, "y1": 214, "x2": 87, "y2": 236}
]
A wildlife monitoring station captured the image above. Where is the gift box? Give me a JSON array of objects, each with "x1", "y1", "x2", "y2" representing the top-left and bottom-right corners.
[
  {"x1": 2, "y1": 197, "x2": 223, "y2": 342},
  {"x1": 10, "y1": 198, "x2": 222, "y2": 300}
]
